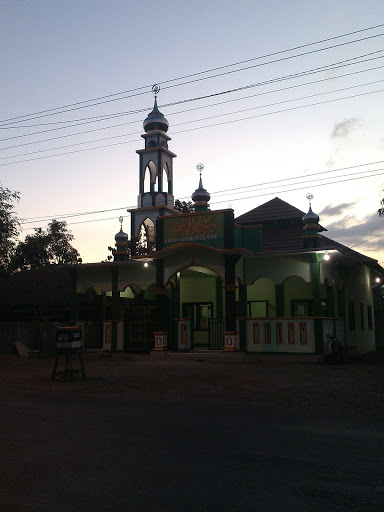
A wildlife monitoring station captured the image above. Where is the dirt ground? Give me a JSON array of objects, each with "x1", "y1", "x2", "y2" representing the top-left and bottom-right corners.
[
  {"x1": 1, "y1": 352, "x2": 384, "y2": 417},
  {"x1": 2, "y1": 352, "x2": 384, "y2": 511}
]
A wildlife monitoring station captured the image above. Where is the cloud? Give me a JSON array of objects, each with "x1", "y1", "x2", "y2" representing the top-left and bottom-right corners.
[
  {"x1": 331, "y1": 117, "x2": 360, "y2": 138},
  {"x1": 319, "y1": 202, "x2": 355, "y2": 217},
  {"x1": 325, "y1": 212, "x2": 384, "y2": 252}
]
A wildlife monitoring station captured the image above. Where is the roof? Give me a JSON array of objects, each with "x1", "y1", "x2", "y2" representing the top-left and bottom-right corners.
[
  {"x1": 319, "y1": 235, "x2": 382, "y2": 271},
  {"x1": 235, "y1": 197, "x2": 306, "y2": 224},
  {"x1": 235, "y1": 197, "x2": 382, "y2": 272}
]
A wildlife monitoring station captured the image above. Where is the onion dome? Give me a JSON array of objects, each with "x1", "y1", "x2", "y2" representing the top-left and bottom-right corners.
[
  {"x1": 115, "y1": 226, "x2": 128, "y2": 241},
  {"x1": 143, "y1": 98, "x2": 169, "y2": 133},
  {"x1": 302, "y1": 205, "x2": 320, "y2": 225},
  {"x1": 192, "y1": 174, "x2": 211, "y2": 205}
]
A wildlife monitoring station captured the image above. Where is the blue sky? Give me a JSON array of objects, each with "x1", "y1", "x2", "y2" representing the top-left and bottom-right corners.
[{"x1": 1, "y1": 1, "x2": 384, "y2": 263}]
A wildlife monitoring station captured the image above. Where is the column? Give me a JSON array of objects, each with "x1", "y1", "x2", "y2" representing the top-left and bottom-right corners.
[
  {"x1": 238, "y1": 283, "x2": 247, "y2": 351},
  {"x1": 111, "y1": 266, "x2": 120, "y2": 351},
  {"x1": 311, "y1": 254, "x2": 323, "y2": 354},
  {"x1": 153, "y1": 259, "x2": 169, "y2": 350},
  {"x1": 275, "y1": 283, "x2": 284, "y2": 317},
  {"x1": 223, "y1": 254, "x2": 240, "y2": 351}
]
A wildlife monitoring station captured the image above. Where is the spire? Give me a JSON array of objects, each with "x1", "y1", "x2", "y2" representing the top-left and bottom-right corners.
[
  {"x1": 192, "y1": 163, "x2": 210, "y2": 212},
  {"x1": 302, "y1": 194, "x2": 321, "y2": 249}
]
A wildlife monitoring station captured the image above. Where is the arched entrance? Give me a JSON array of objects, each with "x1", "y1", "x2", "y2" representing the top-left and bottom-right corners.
[{"x1": 172, "y1": 265, "x2": 224, "y2": 350}]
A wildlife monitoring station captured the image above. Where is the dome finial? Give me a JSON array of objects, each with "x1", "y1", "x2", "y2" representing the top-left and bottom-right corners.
[
  {"x1": 152, "y1": 84, "x2": 160, "y2": 109},
  {"x1": 302, "y1": 193, "x2": 319, "y2": 224},
  {"x1": 152, "y1": 84, "x2": 160, "y2": 98},
  {"x1": 306, "y1": 193, "x2": 313, "y2": 208},
  {"x1": 115, "y1": 216, "x2": 128, "y2": 241}
]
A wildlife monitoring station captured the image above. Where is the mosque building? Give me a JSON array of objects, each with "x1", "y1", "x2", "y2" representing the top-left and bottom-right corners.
[{"x1": 0, "y1": 94, "x2": 382, "y2": 357}]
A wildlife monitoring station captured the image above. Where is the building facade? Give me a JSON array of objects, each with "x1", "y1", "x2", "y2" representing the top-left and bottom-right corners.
[{"x1": 0, "y1": 99, "x2": 382, "y2": 357}]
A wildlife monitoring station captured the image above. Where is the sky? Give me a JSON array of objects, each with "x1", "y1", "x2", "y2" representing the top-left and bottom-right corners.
[{"x1": 1, "y1": 0, "x2": 384, "y2": 265}]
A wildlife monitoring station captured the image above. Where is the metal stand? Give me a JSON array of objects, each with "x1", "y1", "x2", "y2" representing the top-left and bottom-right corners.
[{"x1": 51, "y1": 348, "x2": 86, "y2": 380}]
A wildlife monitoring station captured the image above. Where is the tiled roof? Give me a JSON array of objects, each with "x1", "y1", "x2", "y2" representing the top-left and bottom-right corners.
[{"x1": 235, "y1": 197, "x2": 306, "y2": 224}]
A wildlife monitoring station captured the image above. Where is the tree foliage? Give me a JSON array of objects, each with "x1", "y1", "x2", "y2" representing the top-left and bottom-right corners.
[
  {"x1": 11, "y1": 220, "x2": 81, "y2": 271},
  {"x1": 378, "y1": 198, "x2": 384, "y2": 217},
  {"x1": 0, "y1": 184, "x2": 20, "y2": 274},
  {"x1": 174, "y1": 199, "x2": 194, "y2": 213}
]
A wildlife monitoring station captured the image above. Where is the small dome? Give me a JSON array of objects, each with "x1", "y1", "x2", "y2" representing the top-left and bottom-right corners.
[
  {"x1": 143, "y1": 98, "x2": 169, "y2": 133},
  {"x1": 115, "y1": 226, "x2": 128, "y2": 241},
  {"x1": 302, "y1": 205, "x2": 319, "y2": 224},
  {"x1": 192, "y1": 175, "x2": 210, "y2": 204}
]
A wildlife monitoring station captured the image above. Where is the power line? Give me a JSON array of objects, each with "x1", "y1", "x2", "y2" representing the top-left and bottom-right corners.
[
  {"x1": 2, "y1": 62, "x2": 383, "y2": 154},
  {"x1": 3, "y1": 78, "x2": 383, "y2": 162},
  {"x1": 2, "y1": 24, "x2": 384, "y2": 127},
  {"x1": 211, "y1": 170, "x2": 384, "y2": 205},
  {"x1": 2, "y1": 82, "x2": 384, "y2": 168},
  {"x1": 349, "y1": 232, "x2": 384, "y2": 248},
  {"x1": 20, "y1": 160, "x2": 384, "y2": 226},
  {"x1": 2, "y1": 47, "x2": 381, "y2": 143},
  {"x1": 21, "y1": 169, "x2": 383, "y2": 231},
  {"x1": 211, "y1": 163, "x2": 384, "y2": 199},
  {"x1": 175, "y1": 86, "x2": 384, "y2": 136}
]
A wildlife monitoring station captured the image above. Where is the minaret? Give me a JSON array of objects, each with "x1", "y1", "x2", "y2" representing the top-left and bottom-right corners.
[
  {"x1": 129, "y1": 86, "x2": 179, "y2": 255},
  {"x1": 302, "y1": 194, "x2": 321, "y2": 249},
  {"x1": 112, "y1": 216, "x2": 130, "y2": 261},
  {"x1": 191, "y1": 163, "x2": 210, "y2": 212}
]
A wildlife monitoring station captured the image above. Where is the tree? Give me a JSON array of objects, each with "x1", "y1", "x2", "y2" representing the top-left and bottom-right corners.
[
  {"x1": 378, "y1": 198, "x2": 384, "y2": 217},
  {"x1": 174, "y1": 199, "x2": 194, "y2": 213},
  {"x1": 0, "y1": 184, "x2": 20, "y2": 275},
  {"x1": 11, "y1": 219, "x2": 81, "y2": 271}
]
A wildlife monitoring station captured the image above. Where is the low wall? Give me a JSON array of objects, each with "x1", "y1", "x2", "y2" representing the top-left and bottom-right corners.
[{"x1": 246, "y1": 318, "x2": 315, "y2": 353}]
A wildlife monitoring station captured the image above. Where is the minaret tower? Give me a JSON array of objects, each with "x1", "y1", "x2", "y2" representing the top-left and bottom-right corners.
[
  {"x1": 302, "y1": 193, "x2": 321, "y2": 249},
  {"x1": 129, "y1": 85, "x2": 179, "y2": 255},
  {"x1": 191, "y1": 163, "x2": 210, "y2": 212},
  {"x1": 111, "y1": 216, "x2": 130, "y2": 262}
]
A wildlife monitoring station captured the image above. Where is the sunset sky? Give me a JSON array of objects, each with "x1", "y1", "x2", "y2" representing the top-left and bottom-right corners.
[{"x1": 1, "y1": 1, "x2": 384, "y2": 264}]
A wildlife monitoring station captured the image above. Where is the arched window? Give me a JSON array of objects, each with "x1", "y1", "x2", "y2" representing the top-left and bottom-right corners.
[
  {"x1": 144, "y1": 161, "x2": 157, "y2": 192},
  {"x1": 136, "y1": 218, "x2": 156, "y2": 254},
  {"x1": 162, "y1": 163, "x2": 170, "y2": 192}
]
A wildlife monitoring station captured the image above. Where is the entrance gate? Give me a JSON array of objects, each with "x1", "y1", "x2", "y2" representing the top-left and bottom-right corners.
[
  {"x1": 208, "y1": 318, "x2": 225, "y2": 350},
  {"x1": 124, "y1": 306, "x2": 156, "y2": 352}
]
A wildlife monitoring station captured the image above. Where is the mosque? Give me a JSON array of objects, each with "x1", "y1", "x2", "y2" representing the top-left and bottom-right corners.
[{"x1": 0, "y1": 95, "x2": 382, "y2": 357}]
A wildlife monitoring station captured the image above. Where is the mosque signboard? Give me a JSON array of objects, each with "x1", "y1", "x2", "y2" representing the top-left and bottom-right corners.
[{"x1": 162, "y1": 211, "x2": 225, "y2": 249}]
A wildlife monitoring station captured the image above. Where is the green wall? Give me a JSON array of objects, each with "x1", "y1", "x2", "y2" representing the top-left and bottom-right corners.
[
  {"x1": 284, "y1": 276, "x2": 312, "y2": 316},
  {"x1": 247, "y1": 278, "x2": 276, "y2": 317},
  {"x1": 180, "y1": 274, "x2": 219, "y2": 316}
]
